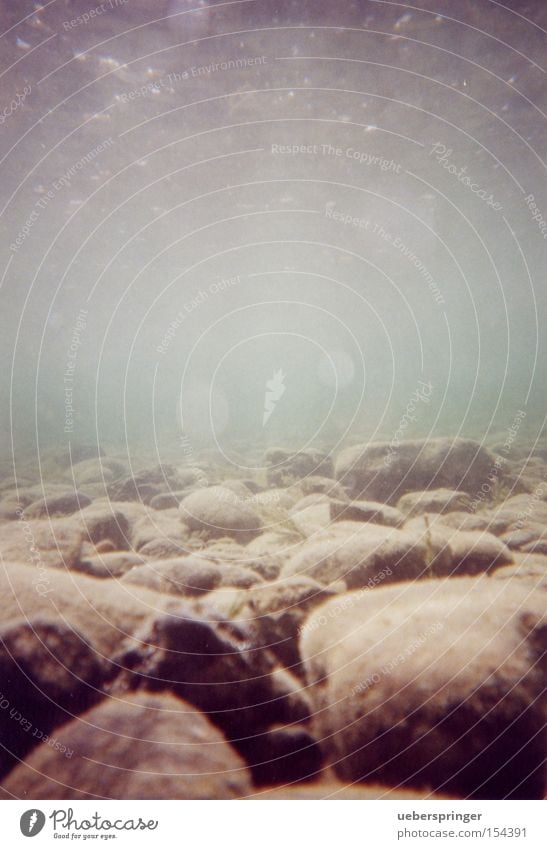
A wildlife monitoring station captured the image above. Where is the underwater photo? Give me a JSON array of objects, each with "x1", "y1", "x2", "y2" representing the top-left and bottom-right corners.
[{"x1": 0, "y1": 0, "x2": 545, "y2": 823}]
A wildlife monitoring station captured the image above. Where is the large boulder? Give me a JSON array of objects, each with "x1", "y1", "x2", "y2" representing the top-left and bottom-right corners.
[
  {"x1": 0, "y1": 517, "x2": 82, "y2": 570},
  {"x1": 405, "y1": 515, "x2": 513, "y2": 575},
  {"x1": 335, "y1": 438, "x2": 496, "y2": 504},
  {"x1": 132, "y1": 511, "x2": 189, "y2": 551},
  {"x1": 487, "y1": 494, "x2": 547, "y2": 533},
  {"x1": 23, "y1": 491, "x2": 92, "y2": 519},
  {"x1": 179, "y1": 486, "x2": 262, "y2": 542},
  {"x1": 263, "y1": 448, "x2": 334, "y2": 487},
  {"x1": 119, "y1": 600, "x2": 304, "y2": 741},
  {"x1": 288, "y1": 496, "x2": 332, "y2": 538},
  {"x1": 76, "y1": 502, "x2": 132, "y2": 550},
  {"x1": 397, "y1": 488, "x2": 471, "y2": 516},
  {"x1": 0, "y1": 618, "x2": 106, "y2": 778},
  {"x1": 75, "y1": 550, "x2": 145, "y2": 578},
  {"x1": 0, "y1": 693, "x2": 252, "y2": 799},
  {"x1": 282, "y1": 522, "x2": 437, "y2": 589},
  {"x1": 121, "y1": 556, "x2": 222, "y2": 597},
  {"x1": 246, "y1": 576, "x2": 335, "y2": 672},
  {"x1": 330, "y1": 499, "x2": 405, "y2": 527},
  {"x1": 300, "y1": 577, "x2": 546, "y2": 798},
  {"x1": 0, "y1": 562, "x2": 169, "y2": 658}
]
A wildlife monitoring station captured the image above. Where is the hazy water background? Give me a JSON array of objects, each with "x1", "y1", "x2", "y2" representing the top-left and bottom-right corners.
[{"x1": 0, "y1": 0, "x2": 545, "y2": 476}]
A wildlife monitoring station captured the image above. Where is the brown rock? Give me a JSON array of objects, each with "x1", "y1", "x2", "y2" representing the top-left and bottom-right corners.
[
  {"x1": 179, "y1": 486, "x2": 262, "y2": 542},
  {"x1": 0, "y1": 617, "x2": 106, "y2": 778},
  {"x1": 122, "y1": 556, "x2": 222, "y2": 597},
  {"x1": 397, "y1": 488, "x2": 471, "y2": 516},
  {"x1": 335, "y1": 437, "x2": 496, "y2": 504},
  {"x1": 330, "y1": 499, "x2": 405, "y2": 527},
  {"x1": 77, "y1": 503, "x2": 131, "y2": 550},
  {"x1": 0, "y1": 517, "x2": 82, "y2": 570},
  {"x1": 0, "y1": 693, "x2": 252, "y2": 799},
  {"x1": 0, "y1": 562, "x2": 170, "y2": 658},
  {"x1": 76, "y1": 551, "x2": 145, "y2": 578},
  {"x1": 121, "y1": 601, "x2": 299, "y2": 740},
  {"x1": 283, "y1": 521, "x2": 432, "y2": 589},
  {"x1": 301, "y1": 577, "x2": 546, "y2": 798}
]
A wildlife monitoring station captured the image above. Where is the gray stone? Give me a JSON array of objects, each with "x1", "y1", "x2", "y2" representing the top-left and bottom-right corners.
[
  {"x1": 405, "y1": 516, "x2": 513, "y2": 575},
  {"x1": 132, "y1": 512, "x2": 188, "y2": 551},
  {"x1": 138, "y1": 537, "x2": 190, "y2": 559},
  {"x1": 300, "y1": 476, "x2": 348, "y2": 498}
]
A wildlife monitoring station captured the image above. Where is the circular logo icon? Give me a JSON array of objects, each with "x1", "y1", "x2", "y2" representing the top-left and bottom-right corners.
[{"x1": 20, "y1": 810, "x2": 46, "y2": 837}]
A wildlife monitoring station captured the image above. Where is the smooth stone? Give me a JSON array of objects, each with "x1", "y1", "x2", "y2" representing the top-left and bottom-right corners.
[
  {"x1": 0, "y1": 517, "x2": 82, "y2": 570},
  {"x1": 283, "y1": 521, "x2": 433, "y2": 589},
  {"x1": 330, "y1": 498, "x2": 405, "y2": 527},
  {"x1": 0, "y1": 693, "x2": 252, "y2": 799},
  {"x1": 0, "y1": 617, "x2": 106, "y2": 778},
  {"x1": 179, "y1": 485, "x2": 262, "y2": 542},
  {"x1": 335, "y1": 437, "x2": 496, "y2": 504},
  {"x1": 397, "y1": 488, "x2": 471, "y2": 516},
  {"x1": 300, "y1": 577, "x2": 545, "y2": 798},
  {"x1": 121, "y1": 556, "x2": 222, "y2": 597},
  {"x1": 23, "y1": 490, "x2": 92, "y2": 519}
]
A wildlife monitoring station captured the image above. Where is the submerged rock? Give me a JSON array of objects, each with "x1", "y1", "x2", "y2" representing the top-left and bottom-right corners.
[
  {"x1": 137, "y1": 537, "x2": 190, "y2": 559},
  {"x1": 330, "y1": 498, "x2": 405, "y2": 527},
  {"x1": 397, "y1": 488, "x2": 471, "y2": 516},
  {"x1": 283, "y1": 521, "x2": 433, "y2": 589},
  {"x1": 76, "y1": 550, "x2": 145, "y2": 578},
  {"x1": 179, "y1": 485, "x2": 262, "y2": 542},
  {"x1": 0, "y1": 517, "x2": 82, "y2": 570},
  {"x1": 248, "y1": 576, "x2": 335, "y2": 672},
  {"x1": 0, "y1": 617, "x2": 106, "y2": 778},
  {"x1": 122, "y1": 556, "x2": 222, "y2": 597},
  {"x1": 77, "y1": 503, "x2": 131, "y2": 550},
  {"x1": 300, "y1": 577, "x2": 546, "y2": 798},
  {"x1": 0, "y1": 491, "x2": 37, "y2": 520},
  {"x1": 0, "y1": 562, "x2": 169, "y2": 658},
  {"x1": 300, "y1": 476, "x2": 347, "y2": 498},
  {"x1": 335, "y1": 437, "x2": 496, "y2": 504},
  {"x1": 238, "y1": 723, "x2": 323, "y2": 786},
  {"x1": 263, "y1": 448, "x2": 334, "y2": 487},
  {"x1": 132, "y1": 511, "x2": 188, "y2": 551},
  {"x1": 405, "y1": 515, "x2": 513, "y2": 575},
  {"x1": 0, "y1": 693, "x2": 251, "y2": 799},
  {"x1": 120, "y1": 600, "x2": 303, "y2": 741}
]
